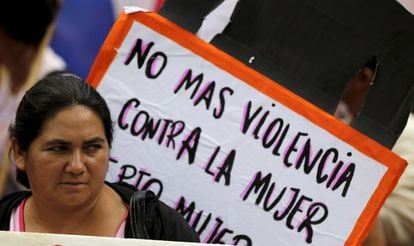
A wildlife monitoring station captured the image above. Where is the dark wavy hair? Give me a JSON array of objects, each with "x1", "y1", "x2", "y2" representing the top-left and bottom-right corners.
[
  {"x1": 0, "y1": 0, "x2": 61, "y2": 46},
  {"x1": 9, "y1": 73, "x2": 113, "y2": 188}
]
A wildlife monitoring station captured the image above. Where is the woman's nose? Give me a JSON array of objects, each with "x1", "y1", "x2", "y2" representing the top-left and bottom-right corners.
[{"x1": 65, "y1": 150, "x2": 86, "y2": 174}]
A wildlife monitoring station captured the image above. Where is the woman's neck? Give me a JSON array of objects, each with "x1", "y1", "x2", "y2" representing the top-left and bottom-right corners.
[{"x1": 24, "y1": 184, "x2": 126, "y2": 237}]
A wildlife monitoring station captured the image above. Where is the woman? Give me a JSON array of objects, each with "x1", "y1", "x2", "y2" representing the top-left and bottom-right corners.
[{"x1": 0, "y1": 73, "x2": 199, "y2": 241}]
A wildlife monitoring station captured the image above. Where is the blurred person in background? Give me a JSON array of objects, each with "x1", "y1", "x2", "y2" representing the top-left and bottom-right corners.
[
  {"x1": 0, "y1": 0, "x2": 66, "y2": 197},
  {"x1": 335, "y1": 58, "x2": 414, "y2": 245},
  {"x1": 332, "y1": 1, "x2": 414, "y2": 244}
]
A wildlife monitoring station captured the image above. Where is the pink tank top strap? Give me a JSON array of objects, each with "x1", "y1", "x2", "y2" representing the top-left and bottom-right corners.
[{"x1": 9, "y1": 197, "x2": 27, "y2": 232}]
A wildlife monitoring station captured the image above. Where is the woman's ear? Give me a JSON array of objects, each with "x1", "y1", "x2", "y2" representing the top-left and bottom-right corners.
[{"x1": 12, "y1": 139, "x2": 26, "y2": 171}]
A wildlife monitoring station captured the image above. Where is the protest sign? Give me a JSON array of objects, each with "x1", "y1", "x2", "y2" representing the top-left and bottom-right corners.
[
  {"x1": 0, "y1": 231, "x2": 205, "y2": 246},
  {"x1": 88, "y1": 10, "x2": 406, "y2": 245}
]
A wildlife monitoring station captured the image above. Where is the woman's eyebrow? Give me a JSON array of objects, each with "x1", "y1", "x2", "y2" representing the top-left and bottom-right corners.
[
  {"x1": 84, "y1": 137, "x2": 106, "y2": 145},
  {"x1": 44, "y1": 139, "x2": 70, "y2": 146}
]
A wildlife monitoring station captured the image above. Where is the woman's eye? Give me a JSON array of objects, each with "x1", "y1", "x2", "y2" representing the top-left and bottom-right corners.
[
  {"x1": 86, "y1": 144, "x2": 102, "y2": 152},
  {"x1": 48, "y1": 146, "x2": 67, "y2": 152}
]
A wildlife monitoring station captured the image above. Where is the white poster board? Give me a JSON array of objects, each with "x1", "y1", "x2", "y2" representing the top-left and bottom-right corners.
[
  {"x1": 88, "y1": 11, "x2": 406, "y2": 245},
  {"x1": 0, "y1": 231, "x2": 208, "y2": 246}
]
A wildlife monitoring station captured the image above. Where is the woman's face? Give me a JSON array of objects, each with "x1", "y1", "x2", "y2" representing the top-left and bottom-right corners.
[{"x1": 14, "y1": 105, "x2": 110, "y2": 209}]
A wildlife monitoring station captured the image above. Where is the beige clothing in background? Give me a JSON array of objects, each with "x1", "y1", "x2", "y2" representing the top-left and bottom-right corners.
[{"x1": 380, "y1": 113, "x2": 414, "y2": 245}]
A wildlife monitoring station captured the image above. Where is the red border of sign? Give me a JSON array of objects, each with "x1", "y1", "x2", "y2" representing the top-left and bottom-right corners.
[{"x1": 88, "y1": 11, "x2": 406, "y2": 245}]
